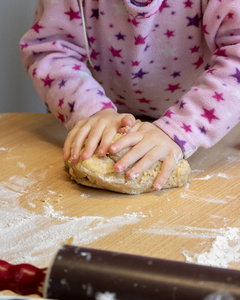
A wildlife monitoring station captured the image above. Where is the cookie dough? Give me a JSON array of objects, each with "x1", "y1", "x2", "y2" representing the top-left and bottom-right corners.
[{"x1": 65, "y1": 133, "x2": 191, "y2": 194}]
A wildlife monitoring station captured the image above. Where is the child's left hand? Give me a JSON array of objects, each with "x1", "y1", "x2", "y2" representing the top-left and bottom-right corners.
[{"x1": 109, "y1": 121, "x2": 183, "y2": 191}]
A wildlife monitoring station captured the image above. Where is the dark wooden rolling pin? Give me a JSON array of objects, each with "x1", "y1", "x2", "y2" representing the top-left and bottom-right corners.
[{"x1": 0, "y1": 245, "x2": 240, "y2": 300}]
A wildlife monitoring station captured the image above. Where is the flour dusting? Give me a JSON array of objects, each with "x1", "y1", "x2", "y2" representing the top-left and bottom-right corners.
[
  {"x1": 183, "y1": 227, "x2": 240, "y2": 268},
  {"x1": 143, "y1": 223, "x2": 240, "y2": 268},
  {"x1": 0, "y1": 174, "x2": 146, "y2": 267}
]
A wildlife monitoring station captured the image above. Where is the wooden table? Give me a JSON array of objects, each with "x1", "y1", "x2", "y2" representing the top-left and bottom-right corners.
[{"x1": 1, "y1": 113, "x2": 240, "y2": 296}]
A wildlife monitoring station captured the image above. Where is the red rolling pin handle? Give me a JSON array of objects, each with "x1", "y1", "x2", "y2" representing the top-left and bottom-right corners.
[
  {"x1": 0, "y1": 259, "x2": 46, "y2": 296},
  {"x1": 45, "y1": 245, "x2": 240, "y2": 300}
]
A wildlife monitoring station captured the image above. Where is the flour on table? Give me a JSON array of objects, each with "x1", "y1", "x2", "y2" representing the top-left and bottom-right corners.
[
  {"x1": 183, "y1": 227, "x2": 240, "y2": 268},
  {"x1": 0, "y1": 173, "x2": 147, "y2": 267}
]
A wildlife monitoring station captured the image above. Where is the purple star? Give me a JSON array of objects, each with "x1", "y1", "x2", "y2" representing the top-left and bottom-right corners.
[
  {"x1": 174, "y1": 135, "x2": 186, "y2": 152},
  {"x1": 179, "y1": 100, "x2": 187, "y2": 109},
  {"x1": 199, "y1": 126, "x2": 207, "y2": 135},
  {"x1": 94, "y1": 65, "x2": 101, "y2": 72},
  {"x1": 144, "y1": 44, "x2": 150, "y2": 52},
  {"x1": 230, "y1": 68, "x2": 240, "y2": 84},
  {"x1": 138, "y1": 12, "x2": 148, "y2": 18},
  {"x1": 115, "y1": 32, "x2": 126, "y2": 40},
  {"x1": 91, "y1": 9, "x2": 99, "y2": 19},
  {"x1": 171, "y1": 71, "x2": 181, "y2": 78},
  {"x1": 97, "y1": 90, "x2": 104, "y2": 96},
  {"x1": 58, "y1": 79, "x2": 67, "y2": 89},
  {"x1": 132, "y1": 68, "x2": 149, "y2": 80},
  {"x1": 68, "y1": 102, "x2": 75, "y2": 113},
  {"x1": 187, "y1": 14, "x2": 201, "y2": 27}
]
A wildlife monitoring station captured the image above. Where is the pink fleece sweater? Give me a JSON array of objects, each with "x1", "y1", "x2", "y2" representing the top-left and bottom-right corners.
[{"x1": 20, "y1": 0, "x2": 240, "y2": 158}]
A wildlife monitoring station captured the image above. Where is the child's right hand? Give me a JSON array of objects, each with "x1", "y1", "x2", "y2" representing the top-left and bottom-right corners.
[{"x1": 63, "y1": 108, "x2": 136, "y2": 163}]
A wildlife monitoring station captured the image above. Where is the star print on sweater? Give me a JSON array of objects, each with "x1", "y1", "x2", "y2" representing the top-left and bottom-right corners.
[{"x1": 20, "y1": 0, "x2": 240, "y2": 158}]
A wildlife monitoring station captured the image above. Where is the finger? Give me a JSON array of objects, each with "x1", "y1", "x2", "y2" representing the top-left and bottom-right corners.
[
  {"x1": 70, "y1": 125, "x2": 91, "y2": 162},
  {"x1": 120, "y1": 114, "x2": 136, "y2": 128},
  {"x1": 80, "y1": 125, "x2": 106, "y2": 161},
  {"x1": 114, "y1": 138, "x2": 153, "y2": 172},
  {"x1": 97, "y1": 128, "x2": 119, "y2": 157},
  {"x1": 125, "y1": 146, "x2": 160, "y2": 179},
  {"x1": 63, "y1": 125, "x2": 83, "y2": 160},
  {"x1": 109, "y1": 130, "x2": 142, "y2": 154},
  {"x1": 153, "y1": 154, "x2": 177, "y2": 191}
]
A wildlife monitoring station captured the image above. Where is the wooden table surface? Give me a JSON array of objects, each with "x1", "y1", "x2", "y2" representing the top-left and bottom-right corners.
[{"x1": 1, "y1": 113, "x2": 240, "y2": 293}]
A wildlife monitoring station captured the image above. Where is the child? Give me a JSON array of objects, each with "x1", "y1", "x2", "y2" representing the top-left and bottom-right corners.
[{"x1": 20, "y1": 0, "x2": 240, "y2": 190}]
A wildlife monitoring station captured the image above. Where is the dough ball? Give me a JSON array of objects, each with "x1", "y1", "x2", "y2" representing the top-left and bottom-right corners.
[{"x1": 65, "y1": 133, "x2": 191, "y2": 194}]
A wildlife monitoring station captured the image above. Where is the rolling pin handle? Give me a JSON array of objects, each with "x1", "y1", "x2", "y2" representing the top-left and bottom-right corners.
[{"x1": 0, "y1": 260, "x2": 46, "y2": 296}]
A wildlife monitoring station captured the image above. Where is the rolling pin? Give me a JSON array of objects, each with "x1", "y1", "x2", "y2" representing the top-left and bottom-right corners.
[{"x1": 0, "y1": 245, "x2": 240, "y2": 300}]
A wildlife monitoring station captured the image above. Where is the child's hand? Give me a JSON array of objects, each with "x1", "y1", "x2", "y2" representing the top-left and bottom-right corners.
[
  {"x1": 109, "y1": 121, "x2": 183, "y2": 191},
  {"x1": 63, "y1": 108, "x2": 135, "y2": 162}
]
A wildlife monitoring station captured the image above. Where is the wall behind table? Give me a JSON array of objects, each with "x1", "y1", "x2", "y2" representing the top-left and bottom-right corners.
[{"x1": 0, "y1": 0, "x2": 47, "y2": 113}]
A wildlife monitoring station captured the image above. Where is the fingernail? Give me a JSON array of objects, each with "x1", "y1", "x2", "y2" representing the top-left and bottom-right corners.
[
  {"x1": 154, "y1": 183, "x2": 162, "y2": 191},
  {"x1": 98, "y1": 149, "x2": 105, "y2": 156},
  {"x1": 115, "y1": 164, "x2": 124, "y2": 172},
  {"x1": 128, "y1": 172, "x2": 139, "y2": 179},
  {"x1": 111, "y1": 145, "x2": 117, "y2": 152}
]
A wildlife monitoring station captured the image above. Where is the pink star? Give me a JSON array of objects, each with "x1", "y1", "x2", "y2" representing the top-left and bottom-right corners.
[
  {"x1": 109, "y1": 46, "x2": 122, "y2": 58},
  {"x1": 190, "y1": 46, "x2": 200, "y2": 53},
  {"x1": 101, "y1": 102, "x2": 115, "y2": 109},
  {"x1": 67, "y1": 34, "x2": 75, "y2": 39},
  {"x1": 72, "y1": 64, "x2": 81, "y2": 70},
  {"x1": 115, "y1": 100, "x2": 125, "y2": 106},
  {"x1": 192, "y1": 56, "x2": 204, "y2": 69},
  {"x1": 134, "y1": 35, "x2": 148, "y2": 45},
  {"x1": 91, "y1": 49, "x2": 100, "y2": 60},
  {"x1": 137, "y1": 97, "x2": 151, "y2": 104},
  {"x1": 58, "y1": 98, "x2": 64, "y2": 108},
  {"x1": 32, "y1": 68, "x2": 37, "y2": 77},
  {"x1": 212, "y1": 91, "x2": 225, "y2": 102},
  {"x1": 159, "y1": 0, "x2": 170, "y2": 13},
  {"x1": 164, "y1": 30, "x2": 174, "y2": 38},
  {"x1": 165, "y1": 83, "x2": 181, "y2": 93},
  {"x1": 181, "y1": 123, "x2": 192, "y2": 132},
  {"x1": 203, "y1": 24, "x2": 209, "y2": 34},
  {"x1": 207, "y1": 68, "x2": 216, "y2": 75},
  {"x1": 201, "y1": 107, "x2": 220, "y2": 123},
  {"x1": 64, "y1": 8, "x2": 81, "y2": 21},
  {"x1": 32, "y1": 21, "x2": 44, "y2": 33},
  {"x1": 214, "y1": 49, "x2": 228, "y2": 57},
  {"x1": 58, "y1": 113, "x2": 65, "y2": 123},
  {"x1": 41, "y1": 74, "x2": 55, "y2": 88},
  {"x1": 115, "y1": 70, "x2": 121, "y2": 77},
  {"x1": 20, "y1": 43, "x2": 28, "y2": 50},
  {"x1": 164, "y1": 109, "x2": 175, "y2": 118},
  {"x1": 132, "y1": 18, "x2": 140, "y2": 27},
  {"x1": 184, "y1": 0, "x2": 193, "y2": 8},
  {"x1": 132, "y1": 61, "x2": 141, "y2": 66},
  {"x1": 89, "y1": 36, "x2": 96, "y2": 44}
]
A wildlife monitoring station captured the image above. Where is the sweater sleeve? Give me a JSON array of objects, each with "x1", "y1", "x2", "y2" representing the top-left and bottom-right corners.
[
  {"x1": 20, "y1": 0, "x2": 116, "y2": 130},
  {"x1": 154, "y1": 1, "x2": 240, "y2": 158}
]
